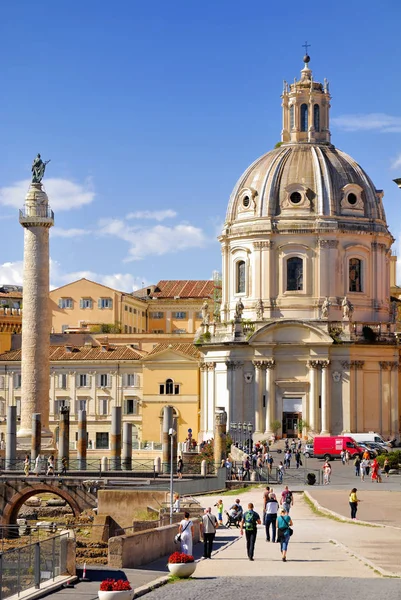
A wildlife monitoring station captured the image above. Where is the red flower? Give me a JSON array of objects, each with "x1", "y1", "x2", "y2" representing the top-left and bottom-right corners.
[
  {"x1": 100, "y1": 579, "x2": 132, "y2": 591},
  {"x1": 168, "y1": 552, "x2": 194, "y2": 564}
]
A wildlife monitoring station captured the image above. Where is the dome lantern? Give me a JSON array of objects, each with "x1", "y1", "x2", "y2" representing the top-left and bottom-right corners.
[{"x1": 281, "y1": 54, "x2": 331, "y2": 145}]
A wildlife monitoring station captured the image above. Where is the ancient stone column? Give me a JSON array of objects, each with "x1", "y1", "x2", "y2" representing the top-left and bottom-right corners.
[
  {"x1": 214, "y1": 407, "x2": 227, "y2": 466},
  {"x1": 122, "y1": 422, "x2": 132, "y2": 471},
  {"x1": 162, "y1": 405, "x2": 173, "y2": 471},
  {"x1": 58, "y1": 407, "x2": 70, "y2": 470},
  {"x1": 18, "y1": 181, "x2": 54, "y2": 447},
  {"x1": 110, "y1": 406, "x2": 122, "y2": 470},
  {"x1": 77, "y1": 410, "x2": 87, "y2": 470},
  {"x1": 5, "y1": 405, "x2": 17, "y2": 470},
  {"x1": 31, "y1": 413, "x2": 41, "y2": 461},
  {"x1": 307, "y1": 361, "x2": 319, "y2": 432},
  {"x1": 320, "y1": 361, "x2": 331, "y2": 435},
  {"x1": 264, "y1": 360, "x2": 276, "y2": 436}
]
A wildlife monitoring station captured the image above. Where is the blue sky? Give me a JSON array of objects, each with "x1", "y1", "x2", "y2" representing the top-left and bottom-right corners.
[{"x1": 0, "y1": 0, "x2": 400, "y2": 290}]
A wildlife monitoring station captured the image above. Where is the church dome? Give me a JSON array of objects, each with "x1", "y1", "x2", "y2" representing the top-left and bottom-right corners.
[{"x1": 226, "y1": 143, "x2": 387, "y2": 226}]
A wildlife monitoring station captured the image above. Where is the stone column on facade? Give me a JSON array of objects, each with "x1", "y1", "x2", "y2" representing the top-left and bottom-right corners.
[
  {"x1": 213, "y1": 407, "x2": 227, "y2": 466},
  {"x1": 70, "y1": 371, "x2": 76, "y2": 419},
  {"x1": 5, "y1": 405, "x2": 17, "y2": 470},
  {"x1": 221, "y1": 243, "x2": 230, "y2": 322},
  {"x1": 355, "y1": 361, "x2": 364, "y2": 431},
  {"x1": 253, "y1": 361, "x2": 265, "y2": 434},
  {"x1": 307, "y1": 361, "x2": 319, "y2": 432},
  {"x1": 340, "y1": 361, "x2": 352, "y2": 432},
  {"x1": 199, "y1": 363, "x2": 208, "y2": 439},
  {"x1": 264, "y1": 360, "x2": 276, "y2": 435},
  {"x1": 18, "y1": 181, "x2": 54, "y2": 447},
  {"x1": 110, "y1": 406, "x2": 122, "y2": 470},
  {"x1": 58, "y1": 406, "x2": 70, "y2": 471},
  {"x1": 226, "y1": 361, "x2": 234, "y2": 427},
  {"x1": 252, "y1": 243, "x2": 262, "y2": 300},
  {"x1": 318, "y1": 240, "x2": 338, "y2": 302},
  {"x1": 31, "y1": 413, "x2": 41, "y2": 462},
  {"x1": 77, "y1": 409, "x2": 87, "y2": 470},
  {"x1": 320, "y1": 360, "x2": 331, "y2": 434},
  {"x1": 122, "y1": 422, "x2": 133, "y2": 471},
  {"x1": 206, "y1": 363, "x2": 216, "y2": 438},
  {"x1": 260, "y1": 242, "x2": 273, "y2": 317},
  {"x1": 390, "y1": 362, "x2": 399, "y2": 437}
]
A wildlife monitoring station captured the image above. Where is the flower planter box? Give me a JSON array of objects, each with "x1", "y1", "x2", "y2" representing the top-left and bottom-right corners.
[
  {"x1": 99, "y1": 590, "x2": 133, "y2": 600},
  {"x1": 167, "y1": 562, "x2": 196, "y2": 578}
]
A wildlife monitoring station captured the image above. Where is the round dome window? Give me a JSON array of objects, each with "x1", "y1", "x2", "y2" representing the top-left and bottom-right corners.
[
  {"x1": 243, "y1": 196, "x2": 250, "y2": 208},
  {"x1": 347, "y1": 193, "x2": 357, "y2": 205},
  {"x1": 290, "y1": 191, "x2": 302, "y2": 204}
]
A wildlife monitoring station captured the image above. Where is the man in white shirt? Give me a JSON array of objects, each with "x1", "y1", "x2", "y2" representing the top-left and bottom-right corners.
[
  {"x1": 264, "y1": 493, "x2": 279, "y2": 542},
  {"x1": 200, "y1": 507, "x2": 218, "y2": 559}
]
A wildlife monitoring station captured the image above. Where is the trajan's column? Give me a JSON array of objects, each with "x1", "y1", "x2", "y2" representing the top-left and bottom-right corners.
[{"x1": 17, "y1": 155, "x2": 54, "y2": 446}]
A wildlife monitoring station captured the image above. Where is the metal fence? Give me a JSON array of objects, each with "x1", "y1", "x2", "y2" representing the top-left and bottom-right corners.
[
  {"x1": 0, "y1": 533, "x2": 68, "y2": 600},
  {"x1": 228, "y1": 462, "x2": 322, "y2": 485}
]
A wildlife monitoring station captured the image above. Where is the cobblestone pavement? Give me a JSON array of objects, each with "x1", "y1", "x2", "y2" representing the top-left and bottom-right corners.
[{"x1": 144, "y1": 577, "x2": 401, "y2": 600}]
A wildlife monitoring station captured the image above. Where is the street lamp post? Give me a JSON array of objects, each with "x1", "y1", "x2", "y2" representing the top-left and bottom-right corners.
[
  {"x1": 247, "y1": 422, "x2": 253, "y2": 452},
  {"x1": 169, "y1": 427, "x2": 176, "y2": 525},
  {"x1": 242, "y1": 423, "x2": 247, "y2": 450},
  {"x1": 230, "y1": 422, "x2": 237, "y2": 444}
]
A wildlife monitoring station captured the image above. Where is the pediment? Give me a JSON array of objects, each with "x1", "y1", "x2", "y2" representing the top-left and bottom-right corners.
[
  {"x1": 143, "y1": 349, "x2": 198, "y2": 363},
  {"x1": 249, "y1": 320, "x2": 333, "y2": 346}
]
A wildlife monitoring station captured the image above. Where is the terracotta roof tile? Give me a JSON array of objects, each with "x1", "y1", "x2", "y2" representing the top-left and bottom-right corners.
[
  {"x1": 146, "y1": 343, "x2": 200, "y2": 359},
  {"x1": 0, "y1": 345, "x2": 143, "y2": 362},
  {"x1": 152, "y1": 280, "x2": 217, "y2": 299}
]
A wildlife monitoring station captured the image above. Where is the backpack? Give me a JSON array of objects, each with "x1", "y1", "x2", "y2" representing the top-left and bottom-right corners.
[
  {"x1": 285, "y1": 491, "x2": 293, "y2": 504},
  {"x1": 244, "y1": 510, "x2": 257, "y2": 531}
]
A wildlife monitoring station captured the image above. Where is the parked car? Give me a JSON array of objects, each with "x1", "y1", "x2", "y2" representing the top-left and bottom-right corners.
[
  {"x1": 358, "y1": 443, "x2": 376, "y2": 458},
  {"x1": 303, "y1": 443, "x2": 314, "y2": 458},
  {"x1": 363, "y1": 441, "x2": 388, "y2": 454}
]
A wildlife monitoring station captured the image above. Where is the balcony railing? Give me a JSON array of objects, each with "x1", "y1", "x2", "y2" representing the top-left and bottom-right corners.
[{"x1": 19, "y1": 206, "x2": 54, "y2": 226}]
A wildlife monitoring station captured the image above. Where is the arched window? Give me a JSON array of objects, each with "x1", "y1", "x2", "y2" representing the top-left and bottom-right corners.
[
  {"x1": 236, "y1": 260, "x2": 246, "y2": 294},
  {"x1": 349, "y1": 258, "x2": 362, "y2": 292},
  {"x1": 159, "y1": 379, "x2": 180, "y2": 395},
  {"x1": 289, "y1": 105, "x2": 295, "y2": 130},
  {"x1": 300, "y1": 104, "x2": 308, "y2": 132},
  {"x1": 313, "y1": 104, "x2": 320, "y2": 132},
  {"x1": 287, "y1": 257, "x2": 303, "y2": 291}
]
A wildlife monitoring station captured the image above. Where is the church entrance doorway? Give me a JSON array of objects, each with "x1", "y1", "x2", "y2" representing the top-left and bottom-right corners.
[{"x1": 282, "y1": 398, "x2": 302, "y2": 438}]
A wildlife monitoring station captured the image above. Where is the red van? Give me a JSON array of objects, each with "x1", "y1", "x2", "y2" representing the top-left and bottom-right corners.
[{"x1": 313, "y1": 436, "x2": 364, "y2": 461}]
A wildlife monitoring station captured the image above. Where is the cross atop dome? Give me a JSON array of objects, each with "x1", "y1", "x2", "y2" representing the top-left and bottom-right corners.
[{"x1": 302, "y1": 40, "x2": 311, "y2": 65}]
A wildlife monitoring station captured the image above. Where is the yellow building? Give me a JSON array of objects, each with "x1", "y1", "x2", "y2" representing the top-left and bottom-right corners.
[
  {"x1": 0, "y1": 288, "x2": 22, "y2": 334},
  {"x1": 49, "y1": 278, "x2": 147, "y2": 334},
  {"x1": 141, "y1": 343, "x2": 201, "y2": 443}
]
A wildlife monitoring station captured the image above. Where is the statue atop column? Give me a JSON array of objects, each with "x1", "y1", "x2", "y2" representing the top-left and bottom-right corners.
[
  {"x1": 201, "y1": 300, "x2": 210, "y2": 324},
  {"x1": 321, "y1": 297, "x2": 331, "y2": 319},
  {"x1": 31, "y1": 154, "x2": 51, "y2": 183},
  {"x1": 235, "y1": 298, "x2": 244, "y2": 320}
]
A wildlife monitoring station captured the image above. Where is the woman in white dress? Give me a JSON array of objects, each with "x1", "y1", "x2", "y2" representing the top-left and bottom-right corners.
[{"x1": 178, "y1": 511, "x2": 194, "y2": 555}]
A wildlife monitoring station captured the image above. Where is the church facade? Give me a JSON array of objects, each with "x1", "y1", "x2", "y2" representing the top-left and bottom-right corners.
[{"x1": 198, "y1": 55, "x2": 400, "y2": 442}]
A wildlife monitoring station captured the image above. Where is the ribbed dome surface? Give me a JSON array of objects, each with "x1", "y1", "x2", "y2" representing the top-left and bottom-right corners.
[{"x1": 226, "y1": 143, "x2": 386, "y2": 224}]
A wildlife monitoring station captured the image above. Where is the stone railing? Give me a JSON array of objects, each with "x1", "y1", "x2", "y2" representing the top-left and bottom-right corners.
[{"x1": 0, "y1": 307, "x2": 22, "y2": 316}]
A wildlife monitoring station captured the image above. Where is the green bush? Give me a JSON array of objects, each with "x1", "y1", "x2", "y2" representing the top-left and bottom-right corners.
[{"x1": 377, "y1": 451, "x2": 400, "y2": 469}]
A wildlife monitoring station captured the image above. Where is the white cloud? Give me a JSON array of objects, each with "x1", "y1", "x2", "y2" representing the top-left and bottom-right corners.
[
  {"x1": 332, "y1": 113, "x2": 401, "y2": 133},
  {"x1": 392, "y1": 153, "x2": 401, "y2": 170},
  {"x1": 0, "y1": 178, "x2": 95, "y2": 212},
  {"x1": 51, "y1": 228, "x2": 91, "y2": 238},
  {"x1": 126, "y1": 209, "x2": 177, "y2": 221},
  {"x1": 98, "y1": 219, "x2": 207, "y2": 261},
  {"x1": 0, "y1": 261, "x2": 24, "y2": 286}
]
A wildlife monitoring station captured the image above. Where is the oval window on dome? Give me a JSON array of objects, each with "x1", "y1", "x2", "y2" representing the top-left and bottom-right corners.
[
  {"x1": 243, "y1": 196, "x2": 250, "y2": 208},
  {"x1": 347, "y1": 192, "x2": 357, "y2": 205},
  {"x1": 290, "y1": 191, "x2": 302, "y2": 204}
]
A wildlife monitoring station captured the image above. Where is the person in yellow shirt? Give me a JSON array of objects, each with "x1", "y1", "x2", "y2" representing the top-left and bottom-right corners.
[{"x1": 349, "y1": 487, "x2": 359, "y2": 520}]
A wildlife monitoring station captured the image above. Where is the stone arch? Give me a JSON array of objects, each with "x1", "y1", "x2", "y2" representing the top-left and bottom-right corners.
[{"x1": 1, "y1": 483, "x2": 81, "y2": 527}]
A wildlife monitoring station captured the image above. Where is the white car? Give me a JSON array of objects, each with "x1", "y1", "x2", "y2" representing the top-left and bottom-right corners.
[{"x1": 303, "y1": 444, "x2": 314, "y2": 458}]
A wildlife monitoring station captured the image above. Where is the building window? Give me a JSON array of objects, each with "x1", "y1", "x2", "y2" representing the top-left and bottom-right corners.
[
  {"x1": 16, "y1": 399, "x2": 21, "y2": 417},
  {"x1": 126, "y1": 374, "x2": 138, "y2": 387},
  {"x1": 124, "y1": 325, "x2": 128, "y2": 333},
  {"x1": 313, "y1": 104, "x2": 320, "y2": 131},
  {"x1": 150, "y1": 311, "x2": 164, "y2": 319},
  {"x1": 160, "y1": 378, "x2": 180, "y2": 395},
  {"x1": 0, "y1": 400, "x2": 5, "y2": 417},
  {"x1": 134, "y1": 308, "x2": 137, "y2": 314},
  {"x1": 290, "y1": 191, "x2": 302, "y2": 204},
  {"x1": 152, "y1": 329, "x2": 164, "y2": 334},
  {"x1": 14, "y1": 373, "x2": 22, "y2": 389},
  {"x1": 79, "y1": 298, "x2": 92, "y2": 309},
  {"x1": 300, "y1": 104, "x2": 308, "y2": 132},
  {"x1": 349, "y1": 258, "x2": 362, "y2": 292},
  {"x1": 98, "y1": 397, "x2": 108, "y2": 416},
  {"x1": 76, "y1": 399, "x2": 87, "y2": 413},
  {"x1": 287, "y1": 257, "x2": 303, "y2": 291},
  {"x1": 125, "y1": 306, "x2": 128, "y2": 311},
  {"x1": 98, "y1": 297, "x2": 113, "y2": 309},
  {"x1": 96, "y1": 432, "x2": 109, "y2": 449},
  {"x1": 79, "y1": 374, "x2": 89, "y2": 388},
  {"x1": 58, "y1": 298, "x2": 73, "y2": 309},
  {"x1": 0, "y1": 375, "x2": 4, "y2": 390},
  {"x1": 290, "y1": 104, "x2": 295, "y2": 130},
  {"x1": 172, "y1": 312, "x2": 186, "y2": 319},
  {"x1": 55, "y1": 399, "x2": 69, "y2": 416},
  {"x1": 57, "y1": 373, "x2": 68, "y2": 389},
  {"x1": 347, "y1": 192, "x2": 357, "y2": 206},
  {"x1": 195, "y1": 311, "x2": 203, "y2": 319},
  {"x1": 173, "y1": 328, "x2": 186, "y2": 334},
  {"x1": 236, "y1": 260, "x2": 246, "y2": 294},
  {"x1": 99, "y1": 373, "x2": 110, "y2": 388},
  {"x1": 124, "y1": 398, "x2": 139, "y2": 415}
]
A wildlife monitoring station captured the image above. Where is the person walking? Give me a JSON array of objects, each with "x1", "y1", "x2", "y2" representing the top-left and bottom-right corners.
[
  {"x1": 215, "y1": 499, "x2": 224, "y2": 526},
  {"x1": 46, "y1": 455, "x2": 55, "y2": 476},
  {"x1": 61, "y1": 456, "x2": 68, "y2": 475},
  {"x1": 383, "y1": 457, "x2": 390, "y2": 478},
  {"x1": 173, "y1": 492, "x2": 181, "y2": 512},
  {"x1": 240, "y1": 502, "x2": 261, "y2": 561},
  {"x1": 349, "y1": 487, "x2": 360, "y2": 520},
  {"x1": 277, "y1": 507, "x2": 293, "y2": 562},
  {"x1": 323, "y1": 461, "x2": 332, "y2": 485},
  {"x1": 354, "y1": 455, "x2": 361, "y2": 477},
  {"x1": 23, "y1": 454, "x2": 30, "y2": 476},
  {"x1": 178, "y1": 511, "x2": 194, "y2": 555},
  {"x1": 280, "y1": 486, "x2": 293, "y2": 514},
  {"x1": 243, "y1": 456, "x2": 251, "y2": 481},
  {"x1": 294, "y1": 450, "x2": 301, "y2": 469},
  {"x1": 360, "y1": 457, "x2": 368, "y2": 481},
  {"x1": 177, "y1": 456, "x2": 184, "y2": 479},
  {"x1": 345, "y1": 450, "x2": 350, "y2": 464},
  {"x1": 200, "y1": 507, "x2": 218, "y2": 559},
  {"x1": 264, "y1": 492, "x2": 279, "y2": 542},
  {"x1": 33, "y1": 454, "x2": 41, "y2": 477},
  {"x1": 340, "y1": 449, "x2": 345, "y2": 465},
  {"x1": 277, "y1": 461, "x2": 284, "y2": 483}
]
